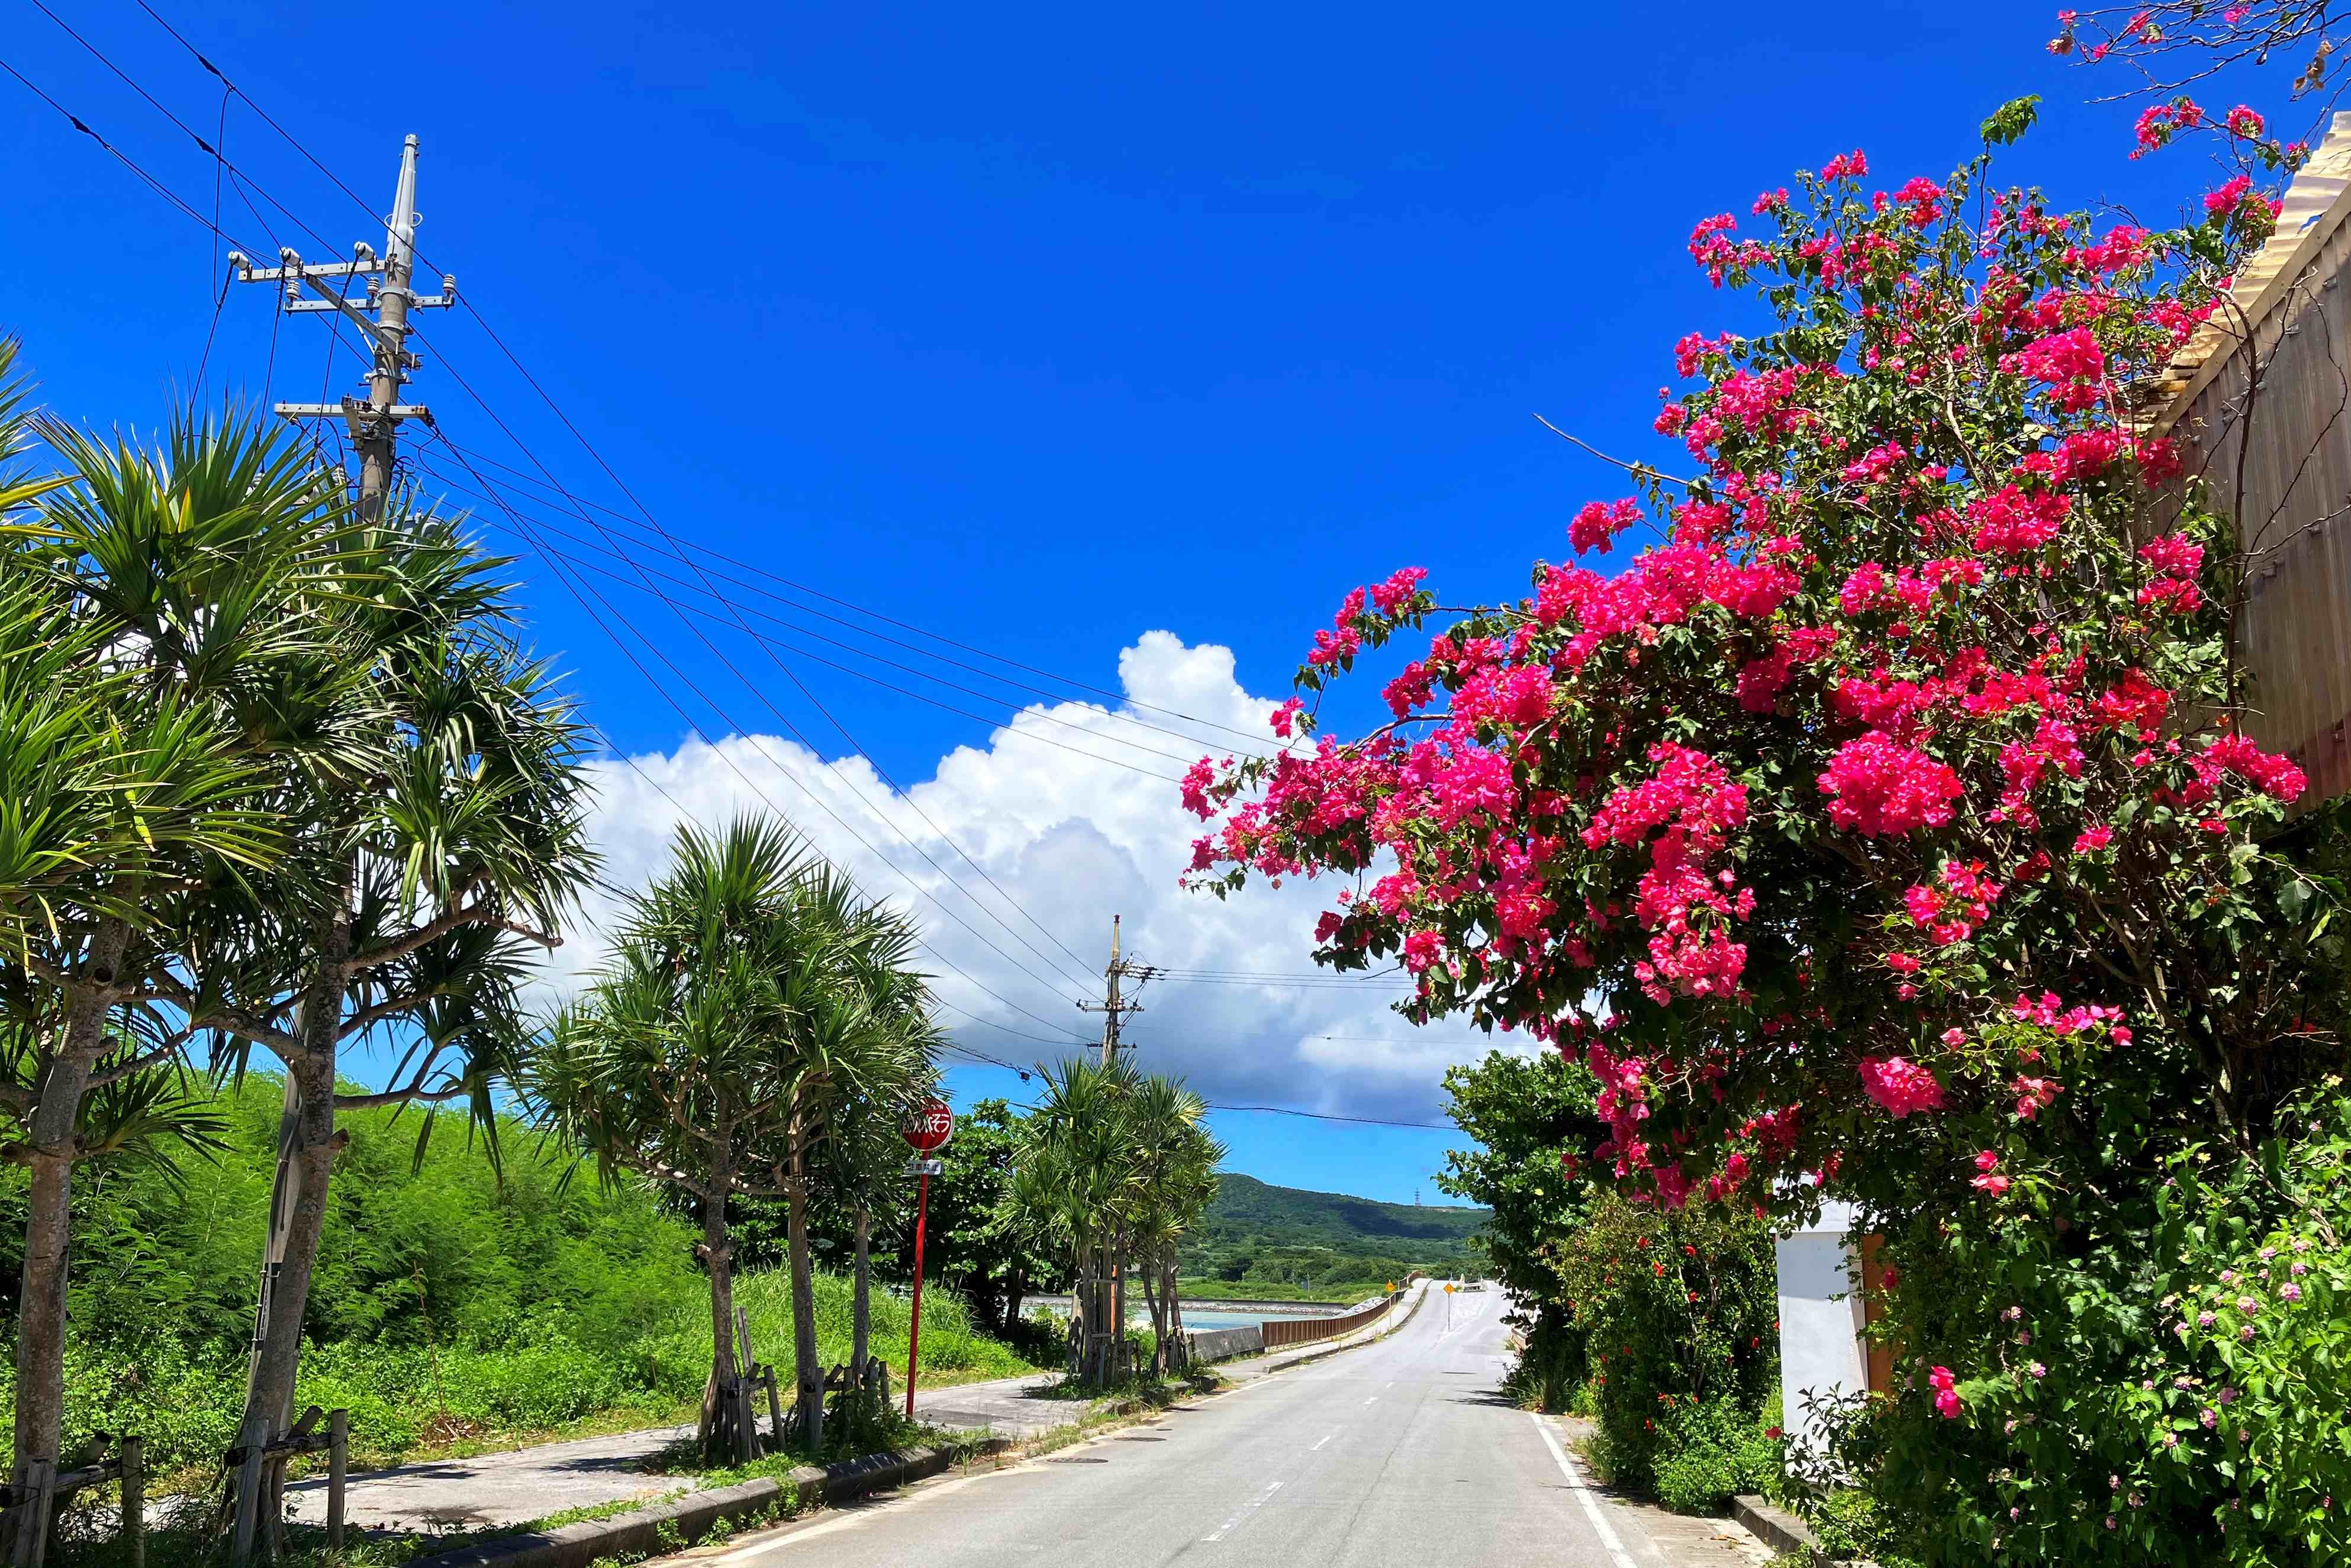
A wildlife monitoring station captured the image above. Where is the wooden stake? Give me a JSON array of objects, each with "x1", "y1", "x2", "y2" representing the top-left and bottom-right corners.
[
  {"x1": 120, "y1": 1437, "x2": 144, "y2": 1568},
  {"x1": 326, "y1": 1410, "x2": 347, "y2": 1549}
]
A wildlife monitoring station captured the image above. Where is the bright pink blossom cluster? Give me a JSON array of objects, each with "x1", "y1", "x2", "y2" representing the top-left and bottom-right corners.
[
  {"x1": 1861, "y1": 1055, "x2": 1947, "y2": 1118},
  {"x1": 1571, "y1": 498, "x2": 1643, "y2": 556},
  {"x1": 1819, "y1": 735, "x2": 1965, "y2": 836}
]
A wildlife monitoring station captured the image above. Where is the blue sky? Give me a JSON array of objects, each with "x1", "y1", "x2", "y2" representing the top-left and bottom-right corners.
[{"x1": 0, "y1": 2, "x2": 2262, "y2": 1203}]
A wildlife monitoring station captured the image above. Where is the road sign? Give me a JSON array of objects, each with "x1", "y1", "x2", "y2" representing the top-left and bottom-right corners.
[
  {"x1": 906, "y1": 1158, "x2": 943, "y2": 1176},
  {"x1": 901, "y1": 1099, "x2": 952, "y2": 1419},
  {"x1": 902, "y1": 1097, "x2": 954, "y2": 1154}
]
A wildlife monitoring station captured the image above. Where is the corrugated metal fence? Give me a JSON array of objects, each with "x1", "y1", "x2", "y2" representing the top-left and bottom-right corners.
[{"x1": 2147, "y1": 112, "x2": 2351, "y2": 804}]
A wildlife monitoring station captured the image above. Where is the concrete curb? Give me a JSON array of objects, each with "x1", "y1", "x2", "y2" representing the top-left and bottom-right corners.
[
  {"x1": 408, "y1": 1443, "x2": 991, "y2": 1568},
  {"x1": 1732, "y1": 1494, "x2": 1820, "y2": 1558}
]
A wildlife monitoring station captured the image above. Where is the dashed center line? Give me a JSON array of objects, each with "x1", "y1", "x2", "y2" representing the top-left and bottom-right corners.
[
  {"x1": 1309, "y1": 1433, "x2": 1333, "y2": 1451},
  {"x1": 1363, "y1": 1396, "x2": 1379, "y2": 1406},
  {"x1": 1202, "y1": 1479, "x2": 1284, "y2": 1543}
]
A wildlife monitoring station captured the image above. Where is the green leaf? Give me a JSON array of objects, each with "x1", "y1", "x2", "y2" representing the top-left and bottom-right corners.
[{"x1": 1984, "y1": 96, "x2": 2040, "y2": 146}]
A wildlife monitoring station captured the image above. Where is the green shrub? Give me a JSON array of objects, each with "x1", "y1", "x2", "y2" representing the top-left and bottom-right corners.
[
  {"x1": 1551, "y1": 1193, "x2": 1777, "y2": 1493},
  {"x1": 1822, "y1": 1079, "x2": 2351, "y2": 1566},
  {"x1": 1650, "y1": 1399, "x2": 1778, "y2": 1515}
]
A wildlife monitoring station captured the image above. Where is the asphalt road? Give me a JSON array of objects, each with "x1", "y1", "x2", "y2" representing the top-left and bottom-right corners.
[{"x1": 689, "y1": 1283, "x2": 1654, "y2": 1568}]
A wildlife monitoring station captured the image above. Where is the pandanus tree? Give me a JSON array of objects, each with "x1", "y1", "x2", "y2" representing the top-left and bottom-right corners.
[
  {"x1": 1009, "y1": 1058, "x2": 1219, "y2": 1384},
  {"x1": 146, "y1": 491, "x2": 597, "y2": 1540},
  {"x1": 528, "y1": 817, "x2": 928, "y2": 1459},
  {"x1": 1123, "y1": 1076, "x2": 1220, "y2": 1376},
  {"x1": 809, "y1": 944, "x2": 939, "y2": 1388},
  {"x1": 0, "y1": 395, "x2": 347, "y2": 1509}
]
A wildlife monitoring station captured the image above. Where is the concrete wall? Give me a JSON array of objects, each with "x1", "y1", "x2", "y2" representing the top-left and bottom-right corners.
[
  {"x1": 1776, "y1": 1201, "x2": 1866, "y2": 1458},
  {"x1": 1183, "y1": 1325, "x2": 1264, "y2": 1363}
]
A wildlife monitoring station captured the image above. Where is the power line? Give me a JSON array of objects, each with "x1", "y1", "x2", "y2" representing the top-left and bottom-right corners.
[
  {"x1": 1203, "y1": 1103, "x2": 1455, "y2": 1131},
  {"x1": 409, "y1": 362, "x2": 1099, "y2": 1008},
  {"x1": 124, "y1": 1, "x2": 1285, "y2": 765},
  {"x1": 431, "y1": 439, "x2": 1093, "y2": 1039},
  {"x1": 400, "y1": 448, "x2": 1196, "y2": 783},
  {"x1": 413, "y1": 435, "x2": 1280, "y2": 761}
]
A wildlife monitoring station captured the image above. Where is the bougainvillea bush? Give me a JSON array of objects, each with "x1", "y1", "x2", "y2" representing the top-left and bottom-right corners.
[{"x1": 1185, "y1": 97, "x2": 2351, "y2": 1563}]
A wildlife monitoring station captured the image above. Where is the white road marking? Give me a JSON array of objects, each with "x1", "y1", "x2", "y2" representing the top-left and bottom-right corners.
[
  {"x1": 1202, "y1": 1479, "x2": 1284, "y2": 1543},
  {"x1": 1309, "y1": 1433, "x2": 1333, "y2": 1451},
  {"x1": 1362, "y1": 1396, "x2": 1379, "y2": 1406},
  {"x1": 1529, "y1": 1412, "x2": 1638, "y2": 1568}
]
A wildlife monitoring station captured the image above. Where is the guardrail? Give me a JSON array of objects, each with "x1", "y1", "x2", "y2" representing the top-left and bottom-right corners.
[{"x1": 1259, "y1": 1288, "x2": 1402, "y2": 1350}]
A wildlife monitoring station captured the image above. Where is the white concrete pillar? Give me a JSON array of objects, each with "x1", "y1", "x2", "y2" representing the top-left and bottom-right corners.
[{"x1": 1774, "y1": 1200, "x2": 1866, "y2": 1458}]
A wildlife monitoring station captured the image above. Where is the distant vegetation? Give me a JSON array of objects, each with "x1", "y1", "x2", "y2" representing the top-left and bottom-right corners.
[
  {"x1": 1177, "y1": 1173, "x2": 1486, "y2": 1300},
  {"x1": 0, "y1": 1076, "x2": 1030, "y2": 1484}
]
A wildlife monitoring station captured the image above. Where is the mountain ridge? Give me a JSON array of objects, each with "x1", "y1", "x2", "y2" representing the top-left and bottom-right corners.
[{"x1": 1180, "y1": 1171, "x2": 1487, "y2": 1292}]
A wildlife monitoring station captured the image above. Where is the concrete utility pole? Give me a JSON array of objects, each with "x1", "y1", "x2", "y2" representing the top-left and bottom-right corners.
[
  {"x1": 1070, "y1": 916, "x2": 1156, "y2": 1379},
  {"x1": 1077, "y1": 913, "x2": 1154, "y2": 1065},
  {"x1": 222, "y1": 136, "x2": 455, "y2": 1561},
  {"x1": 229, "y1": 133, "x2": 456, "y2": 521}
]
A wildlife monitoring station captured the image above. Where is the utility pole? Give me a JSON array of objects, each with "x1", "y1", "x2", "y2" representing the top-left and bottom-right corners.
[
  {"x1": 221, "y1": 136, "x2": 455, "y2": 1561},
  {"x1": 1071, "y1": 916, "x2": 1154, "y2": 1378},
  {"x1": 228, "y1": 133, "x2": 456, "y2": 521},
  {"x1": 1077, "y1": 913, "x2": 1154, "y2": 1066}
]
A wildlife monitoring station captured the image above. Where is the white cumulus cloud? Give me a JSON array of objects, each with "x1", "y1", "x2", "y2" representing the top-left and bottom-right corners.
[{"x1": 534, "y1": 630, "x2": 1517, "y2": 1121}]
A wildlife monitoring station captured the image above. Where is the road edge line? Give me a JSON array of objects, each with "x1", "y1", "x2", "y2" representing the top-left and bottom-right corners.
[{"x1": 1528, "y1": 1412, "x2": 1639, "y2": 1568}]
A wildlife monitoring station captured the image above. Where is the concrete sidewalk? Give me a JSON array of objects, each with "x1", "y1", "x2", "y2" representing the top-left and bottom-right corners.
[{"x1": 283, "y1": 1289, "x2": 1427, "y2": 1535}]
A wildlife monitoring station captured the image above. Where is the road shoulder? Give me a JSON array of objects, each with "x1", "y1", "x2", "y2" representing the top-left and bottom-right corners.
[{"x1": 1528, "y1": 1412, "x2": 1777, "y2": 1568}]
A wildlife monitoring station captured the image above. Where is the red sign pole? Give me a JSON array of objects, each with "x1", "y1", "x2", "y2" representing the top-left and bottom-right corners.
[
  {"x1": 900, "y1": 1096, "x2": 952, "y2": 1421},
  {"x1": 904, "y1": 1168, "x2": 930, "y2": 1419}
]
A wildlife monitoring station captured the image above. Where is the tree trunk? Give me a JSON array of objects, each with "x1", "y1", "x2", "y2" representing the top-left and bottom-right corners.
[
  {"x1": 1164, "y1": 1255, "x2": 1185, "y2": 1370},
  {"x1": 11, "y1": 915, "x2": 131, "y2": 1527},
  {"x1": 697, "y1": 1183, "x2": 742, "y2": 1461},
  {"x1": 785, "y1": 1128, "x2": 823, "y2": 1453},
  {"x1": 1005, "y1": 1266, "x2": 1026, "y2": 1337},
  {"x1": 1138, "y1": 1263, "x2": 1164, "y2": 1377},
  {"x1": 234, "y1": 882, "x2": 354, "y2": 1541},
  {"x1": 851, "y1": 1206, "x2": 871, "y2": 1377},
  {"x1": 236, "y1": 1048, "x2": 339, "y2": 1473}
]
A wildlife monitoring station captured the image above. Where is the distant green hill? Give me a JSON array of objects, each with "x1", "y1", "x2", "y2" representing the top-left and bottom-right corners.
[{"x1": 1178, "y1": 1173, "x2": 1488, "y2": 1298}]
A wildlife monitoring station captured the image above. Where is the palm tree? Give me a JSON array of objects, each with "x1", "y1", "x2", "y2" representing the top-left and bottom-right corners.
[
  {"x1": 157, "y1": 492, "x2": 598, "y2": 1541},
  {"x1": 807, "y1": 903, "x2": 938, "y2": 1390},
  {"x1": 527, "y1": 817, "x2": 922, "y2": 1460},
  {"x1": 1, "y1": 397, "x2": 342, "y2": 1511},
  {"x1": 1010, "y1": 1057, "x2": 1143, "y2": 1385},
  {"x1": 1009, "y1": 1060, "x2": 1221, "y2": 1385},
  {"x1": 1124, "y1": 1076, "x2": 1221, "y2": 1374}
]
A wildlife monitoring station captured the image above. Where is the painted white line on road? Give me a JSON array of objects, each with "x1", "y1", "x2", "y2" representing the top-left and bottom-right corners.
[
  {"x1": 1531, "y1": 1412, "x2": 1639, "y2": 1568},
  {"x1": 1362, "y1": 1396, "x2": 1379, "y2": 1406},
  {"x1": 1202, "y1": 1479, "x2": 1284, "y2": 1543},
  {"x1": 1309, "y1": 1433, "x2": 1333, "y2": 1451}
]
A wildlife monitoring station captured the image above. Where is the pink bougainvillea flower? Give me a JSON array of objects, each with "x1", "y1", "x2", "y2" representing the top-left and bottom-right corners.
[{"x1": 1860, "y1": 1057, "x2": 1945, "y2": 1118}]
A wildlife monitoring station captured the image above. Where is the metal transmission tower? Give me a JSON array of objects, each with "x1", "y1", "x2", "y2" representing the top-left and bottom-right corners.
[
  {"x1": 1077, "y1": 914, "x2": 1155, "y2": 1066},
  {"x1": 228, "y1": 133, "x2": 456, "y2": 520}
]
